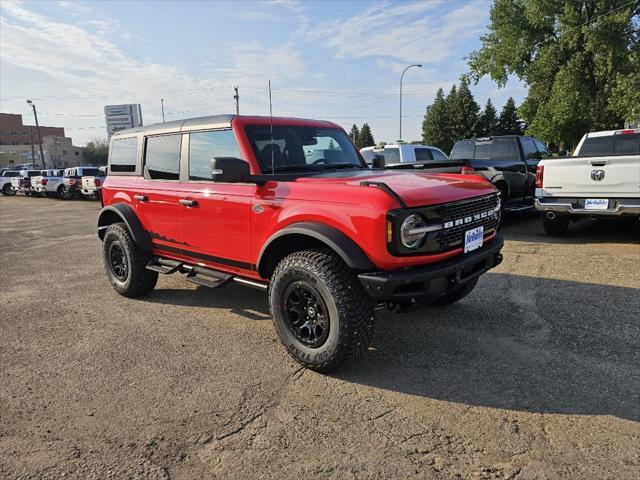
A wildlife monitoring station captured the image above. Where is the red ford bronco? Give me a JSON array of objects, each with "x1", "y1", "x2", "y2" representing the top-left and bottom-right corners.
[{"x1": 98, "y1": 115, "x2": 503, "y2": 372}]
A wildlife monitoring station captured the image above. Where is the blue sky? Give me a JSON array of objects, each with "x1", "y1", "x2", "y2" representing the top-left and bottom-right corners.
[{"x1": 0, "y1": 0, "x2": 527, "y2": 145}]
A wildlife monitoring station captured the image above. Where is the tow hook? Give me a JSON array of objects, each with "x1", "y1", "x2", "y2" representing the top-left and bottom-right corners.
[{"x1": 494, "y1": 253, "x2": 503, "y2": 267}]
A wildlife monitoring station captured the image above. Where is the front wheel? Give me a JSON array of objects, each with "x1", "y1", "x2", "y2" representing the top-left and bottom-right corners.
[
  {"x1": 1, "y1": 184, "x2": 16, "y2": 196},
  {"x1": 102, "y1": 223, "x2": 158, "y2": 297},
  {"x1": 269, "y1": 249, "x2": 375, "y2": 373}
]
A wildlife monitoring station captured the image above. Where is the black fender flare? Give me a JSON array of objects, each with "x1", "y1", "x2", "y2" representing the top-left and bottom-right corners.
[
  {"x1": 97, "y1": 203, "x2": 152, "y2": 252},
  {"x1": 257, "y1": 222, "x2": 375, "y2": 278}
]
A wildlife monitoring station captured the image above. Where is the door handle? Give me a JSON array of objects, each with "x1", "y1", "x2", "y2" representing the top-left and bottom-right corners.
[
  {"x1": 179, "y1": 198, "x2": 198, "y2": 207},
  {"x1": 134, "y1": 194, "x2": 148, "y2": 202}
]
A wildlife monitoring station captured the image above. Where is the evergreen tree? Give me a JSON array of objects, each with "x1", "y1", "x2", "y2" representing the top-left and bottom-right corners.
[
  {"x1": 359, "y1": 123, "x2": 375, "y2": 147},
  {"x1": 452, "y1": 79, "x2": 480, "y2": 140},
  {"x1": 421, "y1": 88, "x2": 450, "y2": 151},
  {"x1": 477, "y1": 98, "x2": 499, "y2": 136},
  {"x1": 328, "y1": 139, "x2": 337, "y2": 150},
  {"x1": 348, "y1": 124, "x2": 360, "y2": 146},
  {"x1": 497, "y1": 97, "x2": 522, "y2": 135}
]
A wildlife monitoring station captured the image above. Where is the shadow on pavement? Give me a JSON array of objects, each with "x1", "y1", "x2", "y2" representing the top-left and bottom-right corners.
[{"x1": 338, "y1": 272, "x2": 640, "y2": 422}]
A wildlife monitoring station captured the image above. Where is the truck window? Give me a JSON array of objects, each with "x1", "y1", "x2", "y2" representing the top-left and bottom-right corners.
[
  {"x1": 430, "y1": 149, "x2": 448, "y2": 160},
  {"x1": 534, "y1": 140, "x2": 551, "y2": 158},
  {"x1": 474, "y1": 142, "x2": 491, "y2": 159},
  {"x1": 110, "y1": 137, "x2": 138, "y2": 173},
  {"x1": 579, "y1": 136, "x2": 614, "y2": 156},
  {"x1": 144, "y1": 134, "x2": 182, "y2": 180},
  {"x1": 189, "y1": 130, "x2": 242, "y2": 181},
  {"x1": 383, "y1": 148, "x2": 400, "y2": 164},
  {"x1": 450, "y1": 140, "x2": 474, "y2": 159},
  {"x1": 82, "y1": 168, "x2": 99, "y2": 177},
  {"x1": 490, "y1": 138, "x2": 519, "y2": 161},
  {"x1": 414, "y1": 148, "x2": 433, "y2": 161},
  {"x1": 615, "y1": 133, "x2": 639, "y2": 154},
  {"x1": 521, "y1": 138, "x2": 538, "y2": 159}
]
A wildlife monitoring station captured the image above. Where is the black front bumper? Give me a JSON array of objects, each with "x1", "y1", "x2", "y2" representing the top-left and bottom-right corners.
[{"x1": 359, "y1": 234, "x2": 504, "y2": 303}]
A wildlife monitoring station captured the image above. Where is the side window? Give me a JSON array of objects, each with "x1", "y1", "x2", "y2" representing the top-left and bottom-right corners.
[
  {"x1": 521, "y1": 138, "x2": 538, "y2": 159},
  {"x1": 614, "y1": 133, "x2": 639, "y2": 154},
  {"x1": 534, "y1": 140, "x2": 551, "y2": 158},
  {"x1": 414, "y1": 148, "x2": 433, "y2": 162},
  {"x1": 110, "y1": 137, "x2": 138, "y2": 173},
  {"x1": 144, "y1": 134, "x2": 182, "y2": 181},
  {"x1": 383, "y1": 148, "x2": 400, "y2": 164},
  {"x1": 450, "y1": 141, "x2": 474, "y2": 159},
  {"x1": 189, "y1": 130, "x2": 242, "y2": 181},
  {"x1": 490, "y1": 138, "x2": 519, "y2": 161},
  {"x1": 430, "y1": 149, "x2": 448, "y2": 160}
]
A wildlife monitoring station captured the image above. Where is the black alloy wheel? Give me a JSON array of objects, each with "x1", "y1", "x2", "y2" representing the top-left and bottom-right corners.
[{"x1": 284, "y1": 281, "x2": 330, "y2": 348}]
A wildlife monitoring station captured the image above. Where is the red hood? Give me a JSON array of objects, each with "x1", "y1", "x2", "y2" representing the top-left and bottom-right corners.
[{"x1": 298, "y1": 171, "x2": 496, "y2": 208}]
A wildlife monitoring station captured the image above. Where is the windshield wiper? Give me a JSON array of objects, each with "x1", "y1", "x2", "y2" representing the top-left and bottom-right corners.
[
  {"x1": 272, "y1": 165, "x2": 323, "y2": 173},
  {"x1": 322, "y1": 163, "x2": 365, "y2": 170}
]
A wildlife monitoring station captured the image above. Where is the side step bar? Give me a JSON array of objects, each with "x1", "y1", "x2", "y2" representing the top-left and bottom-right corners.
[{"x1": 145, "y1": 257, "x2": 268, "y2": 291}]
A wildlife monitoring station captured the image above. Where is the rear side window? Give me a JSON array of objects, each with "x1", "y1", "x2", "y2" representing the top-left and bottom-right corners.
[
  {"x1": 2, "y1": 171, "x2": 19, "y2": 177},
  {"x1": 144, "y1": 134, "x2": 182, "y2": 181},
  {"x1": 615, "y1": 133, "x2": 639, "y2": 154},
  {"x1": 431, "y1": 149, "x2": 448, "y2": 160},
  {"x1": 534, "y1": 140, "x2": 551, "y2": 158},
  {"x1": 450, "y1": 140, "x2": 474, "y2": 159},
  {"x1": 189, "y1": 130, "x2": 242, "y2": 181},
  {"x1": 414, "y1": 148, "x2": 433, "y2": 162},
  {"x1": 383, "y1": 148, "x2": 400, "y2": 163},
  {"x1": 580, "y1": 136, "x2": 614, "y2": 156},
  {"x1": 521, "y1": 138, "x2": 538, "y2": 159},
  {"x1": 490, "y1": 138, "x2": 519, "y2": 161},
  {"x1": 110, "y1": 137, "x2": 138, "y2": 173}
]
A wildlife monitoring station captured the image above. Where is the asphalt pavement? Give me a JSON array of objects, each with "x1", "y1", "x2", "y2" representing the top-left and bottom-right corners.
[{"x1": 1, "y1": 195, "x2": 639, "y2": 479}]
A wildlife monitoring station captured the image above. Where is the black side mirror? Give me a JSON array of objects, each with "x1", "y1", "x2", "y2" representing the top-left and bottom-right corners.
[
  {"x1": 211, "y1": 157, "x2": 250, "y2": 183},
  {"x1": 371, "y1": 153, "x2": 385, "y2": 169}
]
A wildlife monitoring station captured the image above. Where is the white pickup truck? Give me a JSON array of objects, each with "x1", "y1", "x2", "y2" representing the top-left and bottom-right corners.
[
  {"x1": 535, "y1": 128, "x2": 640, "y2": 234},
  {"x1": 31, "y1": 169, "x2": 65, "y2": 198}
]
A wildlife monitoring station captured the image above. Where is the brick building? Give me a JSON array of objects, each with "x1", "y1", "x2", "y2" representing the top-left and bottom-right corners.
[{"x1": 0, "y1": 113, "x2": 65, "y2": 146}]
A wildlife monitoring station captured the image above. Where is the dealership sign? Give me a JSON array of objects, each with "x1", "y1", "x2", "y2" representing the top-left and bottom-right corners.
[{"x1": 104, "y1": 104, "x2": 143, "y2": 136}]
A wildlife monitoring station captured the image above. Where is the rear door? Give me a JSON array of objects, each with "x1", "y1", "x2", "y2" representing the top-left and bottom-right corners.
[
  {"x1": 475, "y1": 138, "x2": 527, "y2": 204},
  {"x1": 176, "y1": 129, "x2": 253, "y2": 273},
  {"x1": 135, "y1": 133, "x2": 182, "y2": 251},
  {"x1": 520, "y1": 137, "x2": 541, "y2": 201}
]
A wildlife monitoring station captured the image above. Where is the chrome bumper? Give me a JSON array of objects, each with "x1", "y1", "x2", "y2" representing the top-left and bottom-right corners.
[{"x1": 535, "y1": 198, "x2": 640, "y2": 216}]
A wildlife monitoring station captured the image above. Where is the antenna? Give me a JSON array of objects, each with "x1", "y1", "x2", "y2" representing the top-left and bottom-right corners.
[{"x1": 269, "y1": 80, "x2": 274, "y2": 175}]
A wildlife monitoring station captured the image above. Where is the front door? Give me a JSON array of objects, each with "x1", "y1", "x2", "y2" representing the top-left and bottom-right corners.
[
  {"x1": 176, "y1": 129, "x2": 253, "y2": 274},
  {"x1": 134, "y1": 133, "x2": 183, "y2": 253}
]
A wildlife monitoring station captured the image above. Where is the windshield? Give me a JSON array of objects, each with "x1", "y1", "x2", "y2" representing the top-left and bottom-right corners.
[{"x1": 244, "y1": 125, "x2": 364, "y2": 173}]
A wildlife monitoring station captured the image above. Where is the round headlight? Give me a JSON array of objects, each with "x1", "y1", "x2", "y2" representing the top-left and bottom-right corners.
[{"x1": 400, "y1": 214, "x2": 427, "y2": 249}]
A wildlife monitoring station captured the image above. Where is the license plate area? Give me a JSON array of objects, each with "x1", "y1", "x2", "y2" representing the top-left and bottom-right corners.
[
  {"x1": 584, "y1": 199, "x2": 609, "y2": 210},
  {"x1": 464, "y1": 226, "x2": 483, "y2": 253}
]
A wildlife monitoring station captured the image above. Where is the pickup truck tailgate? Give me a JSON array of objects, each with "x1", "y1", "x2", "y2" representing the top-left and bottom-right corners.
[
  {"x1": 542, "y1": 155, "x2": 640, "y2": 197},
  {"x1": 82, "y1": 177, "x2": 95, "y2": 189}
]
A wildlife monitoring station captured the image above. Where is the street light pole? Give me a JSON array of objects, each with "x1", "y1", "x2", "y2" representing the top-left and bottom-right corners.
[
  {"x1": 26, "y1": 100, "x2": 46, "y2": 168},
  {"x1": 161, "y1": 99, "x2": 165, "y2": 123},
  {"x1": 399, "y1": 64, "x2": 422, "y2": 142}
]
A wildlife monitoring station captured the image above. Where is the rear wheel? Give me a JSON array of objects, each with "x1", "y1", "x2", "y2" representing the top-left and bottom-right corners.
[
  {"x1": 1, "y1": 184, "x2": 16, "y2": 196},
  {"x1": 102, "y1": 223, "x2": 158, "y2": 297},
  {"x1": 269, "y1": 249, "x2": 375, "y2": 372},
  {"x1": 59, "y1": 186, "x2": 72, "y2": 200},
  {"x1": 429, "y1": 277, "x2": 479, "y2": 306},
  {"x1": 542, "y1": 215, "x2": 569, "y2": 235}
]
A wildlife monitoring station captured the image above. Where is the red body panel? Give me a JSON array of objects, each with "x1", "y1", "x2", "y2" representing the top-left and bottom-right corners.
[{"x1": 101, "y1": 116, "x2": 498, "y2": 279}]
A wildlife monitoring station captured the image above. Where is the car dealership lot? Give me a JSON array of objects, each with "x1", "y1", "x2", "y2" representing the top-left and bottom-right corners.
[{"x1": 1, "y1": 196, "x2": 638, "y2": 479}]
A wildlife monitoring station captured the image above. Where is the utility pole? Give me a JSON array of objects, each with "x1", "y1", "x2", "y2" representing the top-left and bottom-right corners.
[
  {"x1": 233, "y1": 86, "x2": 239, "y2": 114},
  {"x1": 161, "y1": 99, "x2": 165, "y2": 123},
  {"x1": 399, "y1": 64, "x2": 422, "y2": 141},
  {"x1": 26, "y1": 100, "x2": 46, "y2": 168},
  {"x1": 29, "y1": 128, "x2": 36, "y2": 164}
]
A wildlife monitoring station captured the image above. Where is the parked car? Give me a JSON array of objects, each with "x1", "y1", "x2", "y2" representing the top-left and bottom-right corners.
[
  {"x1": 10, "y1": 169, "x2": 42, "y2": 196},
  {"x1": 61, "y1": 166, "x2": 100, "y2": 200},
  {"x1": 0, "y1": 170, "x2": 20, "y2": 196},
  {"x1": 98, "y1": 115, "x2": 504, "y2": 372},
  {"x1": 80, "y1": 166, "x2": 107, "y2": 200},
  {"x1": 450, "y1": 135, "x2": 551, "y2": 211},
  {"x1": 361, "y1": 144, "x2": 450, "y2": 163},
  {"x1": 535, "y1": 128, "x2": 640, "y2": 234},
  {"x1": 31, "y1": 169, "x2": 65, "y2": 198}
]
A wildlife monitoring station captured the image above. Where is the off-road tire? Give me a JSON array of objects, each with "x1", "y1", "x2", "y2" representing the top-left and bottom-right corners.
[
  {"x1": 269, "y1": 249, "x2": 375, "y2": 373},
  {"x1": 1, "y1": 184, "x2": 16, "y2": 196},
  {"x1": 430, "y1": 277, "x2": 479, "y2": 306},
  {"x1": 543, "y1": 216, "x2": 569, "y2": 235},
  {"x1": 102, "y1": 222, "x2": 158, "y2": 298}
]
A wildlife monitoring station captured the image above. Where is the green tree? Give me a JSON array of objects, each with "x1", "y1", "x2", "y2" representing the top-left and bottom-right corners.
[
  {"x1": 359, "y1": 123, "x2": 375, "y2": 147},
  {"x1": 83, "y1": 137, "x2": 109, "y2": 166},
  {"x1": 328, "y1": 139, "x2": 337, "y2": 150},
  {"x1": 468, "y1": 0, "x2": 639, "y2": 146},
  {"x1": 422, "y1": 88, "x2": 450, "y2": 150},
  {"x1": 348, "y1": 124, "x2": 360, "y2": 146},
  {"x1": 477, "y1": 98, "x2": 499, "y2": 136},
  {"x1": 452, "y1": 78, "x2": 480, "y2": 140},
  {"x1": 497, "y1": 97, "x2": 522, "y2": 135}
]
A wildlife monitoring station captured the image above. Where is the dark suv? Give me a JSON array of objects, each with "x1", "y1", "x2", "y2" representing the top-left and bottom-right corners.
[
  {"x1": 450, "y1": 135, "x2": 551, "y2": 211},
  {"x1": 98, "y1": 115, "x2": 505, "y2": 372}
]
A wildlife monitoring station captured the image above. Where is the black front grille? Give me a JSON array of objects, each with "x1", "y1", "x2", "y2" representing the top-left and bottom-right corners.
[{"x1": 440, "y1": 193, "x2": 500, "y2": 249}]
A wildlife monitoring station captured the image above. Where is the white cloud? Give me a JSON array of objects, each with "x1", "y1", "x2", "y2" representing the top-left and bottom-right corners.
[{"x1": 307, "y1": 0, "x2": 488, "y2": 66}]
